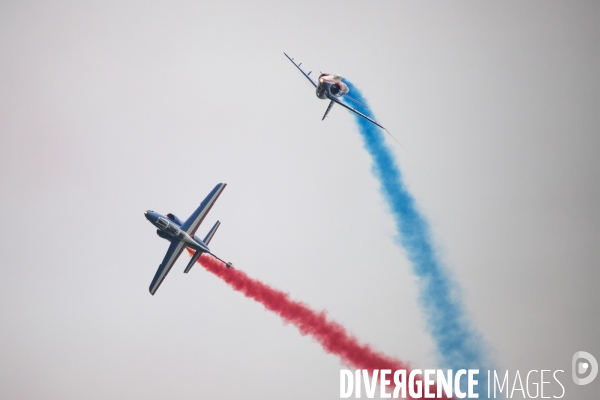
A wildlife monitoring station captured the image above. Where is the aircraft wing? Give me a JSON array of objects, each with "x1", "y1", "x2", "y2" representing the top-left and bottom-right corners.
[
  {"x1": 149, "y1": 240, "x2": 186, "y2": 295},
  {"x1": 284, "y1": 52, "x2": 317, "y2": 88},
  {"x1": 330, "y1": 97, "x2": 387, "y2": 131},
  {"x1": 181, "y1": 183, "x2": 227, "y2": 237}
]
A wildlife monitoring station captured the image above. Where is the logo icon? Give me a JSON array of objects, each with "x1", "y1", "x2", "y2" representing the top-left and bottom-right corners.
[{"x1": 572, "y1": 351, "x2": 598, "y2": 385}]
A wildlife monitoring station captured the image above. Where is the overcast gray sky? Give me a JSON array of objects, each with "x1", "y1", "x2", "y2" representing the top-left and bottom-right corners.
[{"x1": 0, "y1": 1, "x2": 598, "y2": 399}]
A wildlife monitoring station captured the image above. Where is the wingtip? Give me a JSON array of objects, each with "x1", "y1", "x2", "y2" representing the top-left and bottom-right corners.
[{"x1": 384, "y1": 129, "x2": 404, "y2": 146}]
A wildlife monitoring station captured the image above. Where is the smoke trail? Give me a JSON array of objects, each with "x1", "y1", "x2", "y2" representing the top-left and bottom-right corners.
[
  {"x1": 194, "y1": 252, "x2": 452, "y2": 399},
  {"x1": 197, "y1": 252, "x2": 405, "y2": 371},
  {"x1": 342, "y1": 80, "x2": 489, "y2": 396}
]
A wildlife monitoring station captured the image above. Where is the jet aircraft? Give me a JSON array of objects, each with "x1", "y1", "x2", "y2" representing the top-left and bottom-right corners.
[
  {"x1": 284, "y1": 52, "x2": 388, "y2": 131},
  {"x1": 144, "y1": 182, "x2": 232, "y2": 295}
]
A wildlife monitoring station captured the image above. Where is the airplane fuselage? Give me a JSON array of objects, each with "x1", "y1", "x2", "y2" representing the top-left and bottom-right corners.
[
  {"x1": 316, "y1": 73, "x2": 349, "y2": 100},
  {"x1": 144, "y1": 210, "x2": 210, "y2": 253}
]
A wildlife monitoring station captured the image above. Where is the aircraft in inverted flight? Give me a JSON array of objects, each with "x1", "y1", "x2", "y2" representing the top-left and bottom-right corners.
[
  {"x1": 144, "y1": 182, "x2": 232, "y2": 295},
  {"x1": 284, "y1": 52, "x2": 388, "y2": 131}
]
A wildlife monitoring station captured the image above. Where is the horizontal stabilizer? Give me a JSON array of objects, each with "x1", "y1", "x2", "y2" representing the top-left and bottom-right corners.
[
  {"x1": 203, "y1": 220, "x2": 221, "y2": 246},
  {"x1": 184, "y1": 250, "x2": 203, "y2": 274}
]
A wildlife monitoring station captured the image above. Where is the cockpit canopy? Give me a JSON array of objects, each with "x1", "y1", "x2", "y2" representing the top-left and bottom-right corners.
[
  {"x1": 318, "y1": 73, "x2": 343, "y2": 83},
  {"x1": 157, "y1": 217, "x2": 169, "y2": 229}
]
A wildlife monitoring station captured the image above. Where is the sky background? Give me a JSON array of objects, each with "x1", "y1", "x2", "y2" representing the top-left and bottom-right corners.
[{"x1": 0, "y1": 1, "x2": 598, "y2": 399}]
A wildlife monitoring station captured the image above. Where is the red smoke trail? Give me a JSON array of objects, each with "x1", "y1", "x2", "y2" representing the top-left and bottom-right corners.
[{"x1": 193, "y1": 252, "x2": 453, "y2": 399}]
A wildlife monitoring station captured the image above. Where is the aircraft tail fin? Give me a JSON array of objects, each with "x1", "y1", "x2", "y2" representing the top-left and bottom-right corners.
[
  {"x1": 184, "y1": 249, "x2": 203, "y2": 273},
  {"x1": 322, "y1": 100, "x2": 335, "y2": 120},
  {"x1": 203, "y1": 220, "x2": 221, "y2": 246}
]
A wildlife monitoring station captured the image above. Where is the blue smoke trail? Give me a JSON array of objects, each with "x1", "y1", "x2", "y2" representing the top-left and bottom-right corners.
[{"x1": 342, "y1": 80, "x2": 490, "y2": 397}]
